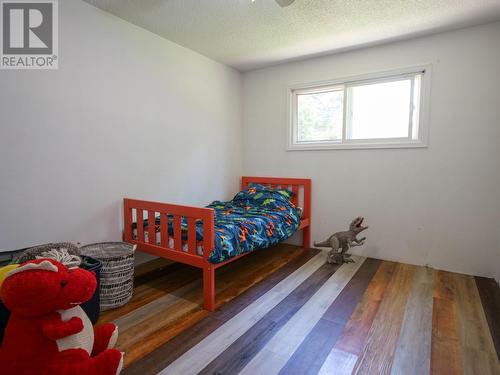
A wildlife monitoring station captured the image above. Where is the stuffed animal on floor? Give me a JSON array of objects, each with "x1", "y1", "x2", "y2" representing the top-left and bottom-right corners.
[
  {"x1": 314, "y1": 217, "x2": 368, "y2": 264},
  {"x1": 0, "y1": 259, "x2": 123, "y2": 375}
]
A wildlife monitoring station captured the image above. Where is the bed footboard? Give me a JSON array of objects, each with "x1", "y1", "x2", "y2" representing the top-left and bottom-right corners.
[{"x1": 123, "y1": 198, "x2": 216, "y2": 310}]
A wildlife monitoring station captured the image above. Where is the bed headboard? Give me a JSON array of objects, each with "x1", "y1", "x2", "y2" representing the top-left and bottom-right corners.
[{"x1": 241, "y1": 176, "x2": 311, "y2": 221}]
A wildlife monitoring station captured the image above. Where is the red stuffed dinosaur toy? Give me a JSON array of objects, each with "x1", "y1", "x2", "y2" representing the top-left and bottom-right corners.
[{"x1": 0, "y1": 259, "x2": 123, "y2": 375}]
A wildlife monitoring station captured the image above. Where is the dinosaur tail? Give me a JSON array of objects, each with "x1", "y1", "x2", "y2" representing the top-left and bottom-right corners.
[{"x1": 314, "y1": 239, "x2": 330, "y2": 247}]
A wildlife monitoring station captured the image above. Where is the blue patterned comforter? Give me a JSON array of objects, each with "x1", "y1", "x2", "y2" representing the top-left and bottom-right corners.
[{"x1": 141, "y1": 184, "x2": 301, "y2": 264}]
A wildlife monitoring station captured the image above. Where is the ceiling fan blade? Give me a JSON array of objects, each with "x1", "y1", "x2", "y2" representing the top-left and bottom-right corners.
[{"x1": 275, "y1": 0, "x2": 295, "y2": 7}]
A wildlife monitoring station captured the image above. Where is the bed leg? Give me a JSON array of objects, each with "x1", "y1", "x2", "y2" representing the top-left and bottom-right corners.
[
  {"x1": 203, "y1": 266, "x2": 215, "y2": 312},
  {"x1": 303, "y1": 227, "x2": 311, "y2": 249}
]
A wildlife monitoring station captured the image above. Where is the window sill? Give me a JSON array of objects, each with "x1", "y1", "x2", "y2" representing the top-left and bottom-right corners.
[{"x1": 286, "y1": 140, "x2": 428, "y2": 151}]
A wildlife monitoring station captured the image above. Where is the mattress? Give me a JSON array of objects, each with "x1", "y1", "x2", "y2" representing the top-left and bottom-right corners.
[{"x1": 133, "y1": 184, "x2": 301, "y2": 264}]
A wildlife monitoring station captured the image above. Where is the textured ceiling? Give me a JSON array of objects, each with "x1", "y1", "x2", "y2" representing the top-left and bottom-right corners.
[{"x1": 84, "y1": 0, "x2": 500, "y2": 71}]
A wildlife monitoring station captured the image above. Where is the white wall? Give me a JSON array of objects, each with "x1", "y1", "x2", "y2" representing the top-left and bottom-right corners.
[
  {"x1": 0, "y1": 0, "x2": 242, "y2": 253},
  {"x1": 242, "y1": 22, "x2": 500, "y2": 278}
]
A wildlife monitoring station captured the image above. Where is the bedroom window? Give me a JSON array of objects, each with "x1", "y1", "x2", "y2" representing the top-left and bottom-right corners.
[{"x1": 288, "y1": 66, "x2": 430, "y2": 150}]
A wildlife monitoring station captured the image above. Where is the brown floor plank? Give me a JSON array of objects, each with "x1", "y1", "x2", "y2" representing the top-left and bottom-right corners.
[
  {"x1": 121, "y1": 246, "x2": 306, "y2": 366},
  {"x1": 214, "y1": 248, "x2": 318, "y2": 321},
  {"x1": 102, "y1": 246, "x2": 296, "y2": 325},
  {"x1": 134, "y1": 260, "x2": 179, "y2": 286},
  {"x1": 115, "y1": 245, "x2": 312, "y2": 367},
  {"x1": 334, "y1": 261, "x2": 396, "y2": 356},
  {"x1": 431, "y1": 270, "x2": 464, "y2": 375},
  {"x1": 453, "y1": 273, "x2": 500, "y2": 375},
  {"x1": 98, "y1": 263, "x2": 199, "y2": 323},
  {"x1": 119, "y1": 256, "x2": 288, "y2": 343},
  {"x1": 352, "y1": 263, "x2": 416, "y2": 375},
  {"x1": 123, "y1": 307, "x2": 210, "y2": 368},
  {"x1": 134, "y1": 257, "x2": 174, "y2": 277},
  {"x1": 390, "y1": 267, "x2": 434, "y2": 375},
  {"x1": 475, "y1": 276, "x2": 500, "y2": 361},
  {"x1": 278, "y1": 258, "x2": 382, "y2": 375},
  {"x1": 123, "y1": 247, "x2": 318, "y2": 375},
  {"x1": 113, "y1": 278, "x2": 202, "y2": 332},
  {"x1": 197, "y1": 262, "x2": 342, "y2": 375}
]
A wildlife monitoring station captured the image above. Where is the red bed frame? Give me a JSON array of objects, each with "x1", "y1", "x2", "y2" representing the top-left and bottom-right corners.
[{"x1": 123, "y1": 176, "x2": 311, "y2": 311}]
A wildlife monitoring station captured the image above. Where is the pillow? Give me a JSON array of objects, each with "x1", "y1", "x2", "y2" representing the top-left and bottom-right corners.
[{"x1": 232, "y1": 183, "x2": 295, "y2": 209}]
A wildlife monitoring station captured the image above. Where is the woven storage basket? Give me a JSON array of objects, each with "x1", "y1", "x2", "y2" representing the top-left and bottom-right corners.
[{"x1": 79, "y1": 242, "x2": 136, "y2": 311}]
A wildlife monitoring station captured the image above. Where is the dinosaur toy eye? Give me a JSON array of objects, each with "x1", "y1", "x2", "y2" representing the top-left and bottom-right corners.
[{"x1": 60, "y1": 280, "x2": 68, "y2": 287}]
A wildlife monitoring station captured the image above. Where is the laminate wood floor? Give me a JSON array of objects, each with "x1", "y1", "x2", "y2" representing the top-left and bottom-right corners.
[{"x1": 101, "y1": 244, "x2": 500, "y2": 375}]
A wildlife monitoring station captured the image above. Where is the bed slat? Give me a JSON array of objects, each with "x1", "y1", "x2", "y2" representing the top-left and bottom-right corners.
[
  {"x1": 147, "y1": 211, "x2": 156, "y2": 245},
  {"x1": 187, "y1": 218, "x2": 197, "y2": 255},
  {"x1": 203, "y1": 210, "x2": 215, "y2": 257},
  {"x1": 174, "y1": 216, "x2": 183, "y2": 252},
  {"x1": 136, "y1": 209, "x2": 144, "y2": 242},
  {"x1": 160, "y1": 214, "x2": 168, "y2": 248}
]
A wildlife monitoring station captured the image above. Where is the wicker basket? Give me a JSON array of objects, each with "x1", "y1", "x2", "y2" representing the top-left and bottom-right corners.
[{"x1": 79, "y1": 242, "x2": 136, "y2": 311}]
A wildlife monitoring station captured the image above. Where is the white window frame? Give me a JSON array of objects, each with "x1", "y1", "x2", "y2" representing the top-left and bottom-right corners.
[{"x1": 287, "y1": 65, "x2": 431, "y2": 151}]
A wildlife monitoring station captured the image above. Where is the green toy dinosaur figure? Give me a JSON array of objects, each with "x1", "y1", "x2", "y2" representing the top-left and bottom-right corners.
[{"x1": 314, "y1": 217, "x2": 368, "y2": 265}]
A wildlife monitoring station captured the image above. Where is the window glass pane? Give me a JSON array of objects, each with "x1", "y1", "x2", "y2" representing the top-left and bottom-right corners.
[
  {"x1": 347, "y1": 79, "x2": 411, "y2": 140},
  {"x1": 412, "y1": 74, "x2": 422, "y2": 140},
  {"x1": 297, "y1": 90, "x2": 343, "y2": 142}
]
